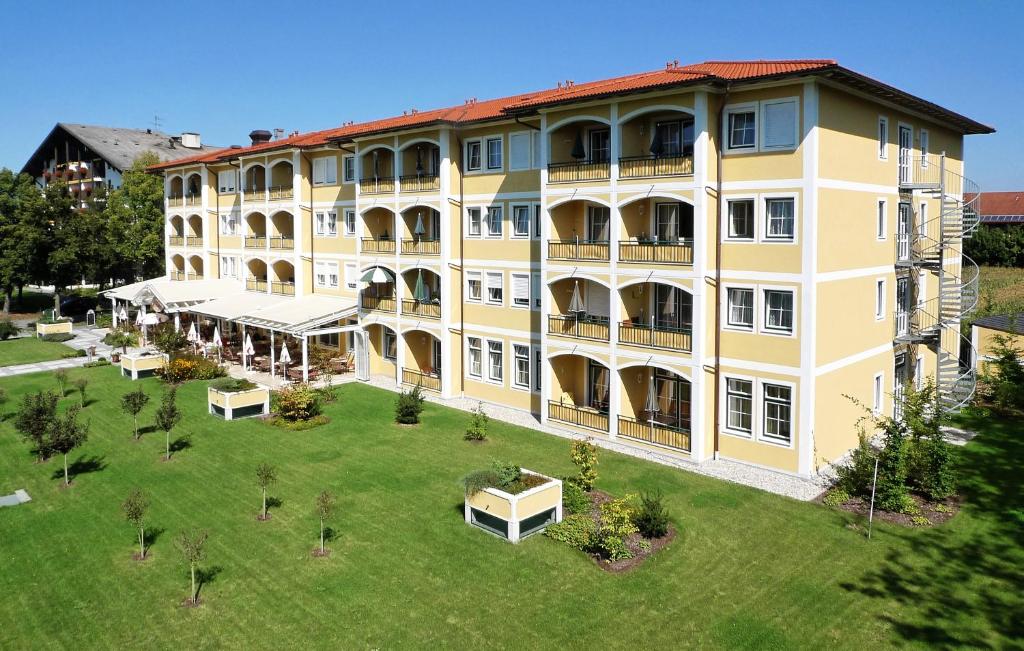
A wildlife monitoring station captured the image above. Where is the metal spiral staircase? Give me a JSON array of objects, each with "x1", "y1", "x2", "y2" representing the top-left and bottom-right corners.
[{"x1": 893, "y1": 152, "x2": 981, "y2": 412}]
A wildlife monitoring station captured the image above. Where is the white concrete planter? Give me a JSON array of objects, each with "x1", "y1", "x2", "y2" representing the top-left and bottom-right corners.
[
  {"x1": 119, "y1": 351, "x2": 167, "y2": 380},
  {"x1": 208, "y1": 386, "x2": 270, "y2": 420},
  {"x1": 464, "y1": 469, "x2": 563, "y2": 543},
  {"x1": 36, "y1": 321, "x2": 72, "y2": 337}
]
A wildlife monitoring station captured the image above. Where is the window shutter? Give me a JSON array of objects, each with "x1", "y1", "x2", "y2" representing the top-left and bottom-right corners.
[
  {"x1": 512, "y1": 274, "x2": 529, "y2": 305},
  {"x1": 762, "y1": 100, "x2": 797, "y2": 149},
  {"x1": 509, "y1": 133, "x2": 530, "y2": 170},
  {"x1": 531, "y1": 272, "x2": 541, "y2": 309},
  {"x1": 312, "y1": 158, "x2": 325, "y2": 184},
  {"x1": 531, "y1": 131, "x2": 541, "y2": 168},
  {"x1": 326, "y1": 157, "x2": 337, "y2": 184}
]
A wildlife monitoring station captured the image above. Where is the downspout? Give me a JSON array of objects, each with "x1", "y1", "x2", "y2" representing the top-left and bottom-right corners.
[
  {"x1": 514, "y1": 115, "x2": 541, "y2": 132},
  {"x1": 712, "y1": 85, "x2": 730, "y2": 461}
]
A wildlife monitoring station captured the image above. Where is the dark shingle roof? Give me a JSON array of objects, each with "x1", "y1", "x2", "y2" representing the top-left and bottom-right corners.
[{"x1": 973, "y1": 313, "x2": 1024, "y2": 334}]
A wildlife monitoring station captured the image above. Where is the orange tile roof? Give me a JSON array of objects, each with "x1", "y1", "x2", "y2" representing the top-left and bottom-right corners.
[
  {"x1": 966, "y1": 192, "x2": 1024, "y2": 217},
  {"x1": 149, "y1": 59, "x2": 992, "y2": 172}
]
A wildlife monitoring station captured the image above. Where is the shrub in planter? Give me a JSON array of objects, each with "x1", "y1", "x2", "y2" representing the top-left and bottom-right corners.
[
  {"x1": 103, "y1": 329, "x2": 138, "y2": 352},
  {"x1": 461, "y1": 461, "x2": 548, "y2": 496},
  {"x1": 561, "y1": 480, "x2": 590, "y2": 515},
  {"x1": 159, "y1": 355, "x2": 225, "y2": 383},
  {"x1": 632, "y1": 490, "x2": 670, "y2": 539},
  {"x1": 395, "y1": 384, "x2": 425, "y2": 424},
  {"x1": 153, "y1": 325, "x2": 188, "y2": 355},
  {"x1": 464, "y1": 402, "x2": 488, "y2": 441},
  {"x1": 544, "y1": 513, "x2": 597, "y2": 551},
  {"x1": 209, "y1": 377, "x2": 258, "y2": 392},
  {"x1": 42, "y1": 333, "x2": 74, "y2": 342},
  {"x1": 0, "y1": 320, "x2": 18, "y2": 340},
  {"x1": 272, "y1": 384, "x2": 322, "y2": 422}
]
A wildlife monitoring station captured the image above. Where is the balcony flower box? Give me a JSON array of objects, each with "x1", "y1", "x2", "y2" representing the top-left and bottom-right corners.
[
  {"x1": 120, "y1": 351, "x2": 167, "y2": 380},
  {"x1": 207, "y1": 379, "x2": 269, "y2": 420},
  {"x1": 35, "y1": 320, "x2": 73, "y2": 338},
  {"x1": 464, "y1": 469, "x2": 563, "y2": 543}
]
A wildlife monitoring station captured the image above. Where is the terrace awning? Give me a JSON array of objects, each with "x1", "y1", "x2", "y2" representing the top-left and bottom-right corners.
[
  {"x1": 234, "y1": 295, "x2": 357, "y2": 335},
  {"x1": 187, "y1": 293, "x2": 287, "y2": 321}
]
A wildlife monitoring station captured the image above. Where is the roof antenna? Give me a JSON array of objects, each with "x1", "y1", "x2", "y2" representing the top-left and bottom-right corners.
[{"x1": 151, "y1": 114, "x2": 164, "y2": 132}]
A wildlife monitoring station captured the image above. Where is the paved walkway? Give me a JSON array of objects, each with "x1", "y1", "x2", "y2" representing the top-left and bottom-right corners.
[
  {"x1": 0, "y1": 490, "x2": 31, "y2": 507},
  {"x1": 0, "y1": 328, "x2": 111, "y2": 378}
]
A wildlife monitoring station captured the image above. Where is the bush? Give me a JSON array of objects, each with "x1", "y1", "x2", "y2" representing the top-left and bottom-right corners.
[
  {"x1": 210, "y1": 377, "x2": 258, "y2": 392},
  {"x1": 491, "y1": 460, "x2": 521, "y2": 487},
  {"x1": 41, "y1": 333, "x2": 74, "y2": 342},
  {"x1": 62, "y1": 349, "x2": 87, "y2": 358},
  {"x1": 595, "y1": 495, "x2": 638, "y2": 560},
  {"x1": 267, "y1": 414, "x2": 329, "y2": 431},
  {"x1": 544, "y1": 514, "x2": 597, "y2": 551},
  {"x1": 159, "y1": 355, "x2": 225, "y2": 383},
  {"x1": 570, "y1": 439, "x2": 599, "y2": 491},
  {"x1": 822, "y1": 488, "x2": 851, "y2": 508},
  {"x1": 272, "y1": 384, "x2": 322, "y2": 422},
  {"x1": 83, "y1": 358, "x2": 110, "y2": 368},
  {"x1": 633, "y1": 490, "x2": 670, "y2": 538},
  {"x1": 464, "y1": 402, "x2": 489, "y2": 441},
  {"x1": 0, "y1": 320, "x2": 18, "y2": 340},
  {"x1": 561, "y1": 480, "x2": 590, "y2": 515},
  {"x1": 977, "y1": 333, "x2": 1024, "y2": 410},
  {"x1": 103, "y1": 329, "x2": 138, "y2": 351},
  {"x1": 835, "y1": 433, "x2": 878, "y2": 496},
  {"x1": 395, "y1": 385, "x2": 425, "y2": 424},
  {"x1": 152, "y1": 325, "x2": 188, "y2": 354},
  {"x1": 462, "y1": 469, "x2": 500, "y2": 497}
]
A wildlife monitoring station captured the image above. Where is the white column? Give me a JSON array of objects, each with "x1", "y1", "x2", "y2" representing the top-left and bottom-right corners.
[
  {"x1": 539, "y1": 113, "x2": 550, "y2": 424},
  {"x1": 691, "y1": 90, "x2": 710, "y2": 462},
  {"x1": 302, "y1": 335, "x2": 309, "y2": 383},
  {"x1": 270, "y1": 330, "x2": 276, "y2": 380},
  {"x1": 111, "y1": 297, "x2": 118, "y2": 328},
  {"x1": 241, "y1": 323, "x2": 247, "y2": 372},
  {"x1": 607, "y1": 103, "x2": 620, "y2": 438}
]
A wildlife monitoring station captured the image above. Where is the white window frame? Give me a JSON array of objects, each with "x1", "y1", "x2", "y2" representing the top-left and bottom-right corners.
[
  {"x1": 915, "y1": 355, "x2": 924, "y2": 391},
  {"x1": 343, "y1": 209, "x2": 356, "y2": 237},
  {"x1": 344, "y1": 263, "x2": 357, "y2": 289},
  {"x1": 878, "y1": 116, "x2": 889, "y2": 160},
  {"x1": 875, "y1": 278, "x2": 886, "y2": 321},
  {"x1": 919, "y1": 129, "x2": 929, "y2": 168},
  {"x1": 722, "y1": 374, "x2": 756, "y2": 438},
  {"x1": 723, "y1": 102, "x2": 759, "y2": 153},
  {"x1": 510, "y1": 272, "x2": 530, "y2": 308},
  {"x1": 487, "y1": 339, "x2": 504, "y2": 384},
  {"x1": 532, "y1": 344, "x2": 541, "y2": 392},
  {"x1": 485, "y1": 205, "x2": 503, "y2": 238},
  {"x1": 876, "y1": 198, "x2": 888, "y2": 241},
  {"x1": 485, "y1": 271, "x2": 503, "y2": 306},
  {"x1": 512, "y1": 343, "x2": 530, "y2": 390},
  {"x1": 314, "y1": 261, "x2": 339, "y2": 288},
  {"x1": 485, "y1": 136, "x2": 503, "y2": 171},
  {"x1": 760, "y1": 381, "x2": 795, "y2": 446},
  {"x1": 466, "y1": 270, "x2": 482, "y2": 302},
  {"x1": 763, "y1": 195, "x2": 797, "y2": 243},
  {"x1": 219, "y1": 255, "x2": 238, "y2": 279},
  {"x1": 466, "y1": 207, "x2": 482, "y2": 237},
  {"x1": 219, "y1": 213, "x2": 238, "y2": 236},
  {"x1": 919, "y1": 201, "x2": 928, "y2": 238},
  {"x1": 531, "y1": 272, "x2": 541, "y2": 310},
  {"x1": 382, "y1": 328, "x2": 397, "y2": 362},
  {"x1": 725, "y1": 196, "x2": 756, "y2": 242},
  {"x1": 761, "y1": 286, "x2": 796, "y2": 336},
  {"x1": 312, "y1": 156, "x2": 337, "y2": 186},
  {"x1": 217, "y1": 170, "x2": 236, "y2": 194},
  {"x1": 342, "y1": 155, "x2": 355, "y2": 183},
  {"x1": 759, "y1": 97, "x2": 799, "y2": 151},
  {"x1": 724, "y1": 285, "x2": 756, "y2": 331},
  {"x1": 315, "y1": 210, "x2": 338, "y2": 237},
  {"x1": 511, "y1": 204, "x2": 531, "y2": 238},
  {"x1": 531, "y1": 203, "x2": 541, "y2": 240},
  {"x1": 873, "y1": 372, "x2": 884, "y2": 414},
  {"x1": 467, "y1": 337, "x2": 482, "y2": 378}
]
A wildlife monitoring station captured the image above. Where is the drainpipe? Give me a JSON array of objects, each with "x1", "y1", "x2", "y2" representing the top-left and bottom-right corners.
[
  {"x1": 712, "y1": 85, "x2": 730, "y2": 461},
  {"x1": 514, "y1": 115, "x2": 541, "y2": 132}
]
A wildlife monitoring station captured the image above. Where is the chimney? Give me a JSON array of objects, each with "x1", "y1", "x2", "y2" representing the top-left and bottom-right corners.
[
  {"x1": 273, "y1": 128, "x2": 285, "y2": 140},
  {"x1": 181, "y1": 132, "x2": 201, "y2": 148},
  {"x1": 249, "y1": 129, "x2": 272, "y2": 145}
]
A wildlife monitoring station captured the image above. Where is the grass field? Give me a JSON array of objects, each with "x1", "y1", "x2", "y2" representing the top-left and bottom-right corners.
[
  {"x1": 975, "y1": 265, "x2": 1024, "y2": 321},
  {"x1": 0, "y1": 367, "x2": 1020, "y2": 649},
  {"x1": 0, "y1": 337, "x2": 76, "y2": 367}
]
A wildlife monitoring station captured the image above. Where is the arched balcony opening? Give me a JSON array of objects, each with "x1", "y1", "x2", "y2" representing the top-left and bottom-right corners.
[
  {"x1": 244, "y1": 212, "x2": 267, "y2": 248},
  {"x1": 169, "y1": 254, "x2": 185, "y2": 281},
  {"x1": 548, "y1": 199, "x2": 610, "y2": 262},
  {"x1": 270, "y1": 260, "x2": 295, "y2": 296},
  {"x1": 399, "y1": 143, "x2": 441, "y2": 192},
  {"x1": 185, "y1": 214, "x2": 203, "y2": 247},
  {"x1": 244, "y1": 165, "x2": 266, "y2": 201},
  {"x1": 360, "y1": 147, "x2": 396, "y2": 195},
  {"x1": 269, "y1": 211, "x2": 295, "y2": 250},
  {"x1": 359, "y1": 266, "x2": 396, "y2": 313},
  {"x1": 367, "y1": 324, "x2": 398, "y2": 371},
  {"x1": 618, "y1": 109, "x2": 695, "y2": 179},
  {"x1": 187, "y1": 255, "x2": 204, "y2": 280},
  {"x1": 361, "y1": 207, "x2": 396, "y2": 254},
  {"x1": 617, "y1": 365, "x2": 692, "y2": 452},
  {"x1": 185, "y1": 173, "x2": 202, "y2": 206},
  {"x1": 268, "y1": 161, "x2": 294, "y2": 200},
  {"x1": 618, "y1": 198, "x2": 694, "y2": 265},
  {"x1": 548, "y1": 353, "x2": 610, "y2": 432},
  {"x1": 246, "y1": 258, "x2": 268, "y2": 292},
  {"x1": 168, "y1": 176, "x2": 184, "y2": 206},
  {"x1": 168, "y1": 216, "x2": 184, "y2": 246},
  {"x1": 547, "y1": 119, "x2": 610, "y2": 183},
  {"x1": 402, "y1": 329, "x2": 442, "y2": 392},
  {"x1": 400, "y1": 207, "x2": 441, "y2": 255},
  {"x1": 401, "y1": 268, "x2": 441, "y2": 319},
  {"x1": 618, "y1": 282, "x2": 693, "y2": 352},
  {"x1": 547, "y1": 277, "x2": 610, "y2": 342}
]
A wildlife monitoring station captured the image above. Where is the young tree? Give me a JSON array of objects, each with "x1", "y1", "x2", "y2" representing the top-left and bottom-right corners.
[
  {"x1": 464, "y1": 401, "x2": 489, "y2": 441},
  {"x1": 152, "y1": 325, "x2": 187, "y2": 355},
  {"x1": 121, "y1": 388, "x2": 150, "y2": 440},
  {"x1": 122, "y1": 488, "x2": 150, "y2": 560},
  {"x1": 108, "y1": 329, "x2": 135, "y2": 354},
  {"x1": 175, "y1": 529, "x2": 208, "y2": 606},
  {"x1": 15, "y1": 390, "x2": 58, "y2": 461},
  {"x1": 570, "y1": 438, "x2": 599, "y2": 491},
  {"x1": 154, "y1": 386, "x2": 182, "y2": 461},
  {"x1": 315, "y1": 490, "x2": 335, "y2": 556},
  {"x1": 310, "y1": 347, "x2": 336, "y2": 401},
  {"x1": 73, "y1": 377, "x2": 89, "y2": 408},
  {"x1": 255, "y1": 462, "x2": 277, "y2": 520},
  {"x1": 50, "y1": 405, "x2": 90, "y2": 486},
  {"x1": 54, "y1": 368, "x2": 69, "y2": 397}
]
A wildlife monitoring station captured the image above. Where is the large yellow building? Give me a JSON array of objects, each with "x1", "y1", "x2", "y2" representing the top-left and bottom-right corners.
[{"x1": 134, "y1": 59, "x2": 992, "y2": 477}]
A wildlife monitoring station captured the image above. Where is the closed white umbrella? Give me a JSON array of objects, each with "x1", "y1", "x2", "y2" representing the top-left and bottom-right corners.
[
  {"x1": 118, "y1": 307, "x2": 128, "y2": 322},
  {"x1": 186, "y1": 322, "x2": 198, "y2": 342},
  {"x1": 140, "y1": 313, "x2": 167, "y2": 325},
  {"x1": 134, "y1": 310, "x2": 144, "y2": 326},
  {"x1": 212, "y1": 326, "x2": 222, "y2": 348},
  {"x1": 568, "y1": 281, "x2": 586, "y2": 315},
  {"x1": 243, "y1": 333, "x2": 255, "y2": 372},
  {"x1": 279, "y1": 341, "x2": 292, "y2": 378}
]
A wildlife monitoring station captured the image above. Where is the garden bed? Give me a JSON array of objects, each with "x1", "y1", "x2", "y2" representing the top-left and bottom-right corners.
[
  {"x1": 464, "y1": 468, "x2": 562, "y2": 543},
  {"x1": 120, "y1": 351, "x2": 167, "y2": 380},
  {"x1": 35, "y1": 320, "x2": 73, "y2": 338},
  {"x1": 208, "y1": 379, "x2": 270, "y2": 420},
  {"x1": 818, "y1": 491, "x2": 961, "y2": 527},
  {"x1": 583, "y1": 490, "x2": 676, "y2": 573}
]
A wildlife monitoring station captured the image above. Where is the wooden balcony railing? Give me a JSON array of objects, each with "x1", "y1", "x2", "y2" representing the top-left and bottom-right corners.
[
  {"x1": 185, "y1": 194, "x2": 201, "y2": 206},
  {"x1": 399, "y1": 173, "x2": 440, "y2": 193},
  {"x1": 401, "y1": 299, "x2": 441, "y2": 319},
  {"x1": 169, "y1": 271, "x2": 185, "y2": 281},
  {"x1": 246, "y1": 278, "x2": 268, "y2": 293},
  {"x1": 186, "y1": 236, "x2": 203, "y2": 247},
  {"x1": 269, "y1": 236, "x2": 295, "y2": 250},
  {"x1": 167, "y1": 195, "x2": 183, "y2": 207},
  {"x1": 361, "y1": 238, "x2": 396, "y2": 254},
  {"x1": 618, "y1": 154, "x2": 694, "y2": 179},
  {"x1": 268, "y1": 185, "x2": 293, "y2": 201},
  {"x1": 361, "y1": 295, "x2": 396, "y2": 313},
  {"x1": 548, "y1": 401, "x2": 609, "y2": 432},
  {"x1": 617, "y1": 416, "x2": 691, "y2": 452},
  {"x1": 547, "y1": 239, "x2": 610, "y2": 261},
  {"x1": 618, "y1": 322, "x2": 692, "y2": 352},
  {"x1": 244, "y1": 236, "x2": 266, "y2": 249},
  {"x1": 243, "y1": 189, "x2": 265, "y2": 202},
  {"x1": 547, "y1": 160, "x2": 610, "y2": 183},
  {"x1": 618, "y1": 240, "x2": 694, "y2": 265},
  {"x1": 548, "y1": 314, "x2": 610, "y2": 341},
  {"x1": 400, "y1": 238, "x2": 440, "y2": 255},
  {"x1": 271, "y1": 281, "x2": 295, "y2": 296},
  {"x1": 168, "y1": 236, "x2": 184, "y2": 246},
  {"x1": 403, "y1": 367, "x2": 441, "y2": 392},
  {"x1": 360, "y1": 176, "x2": 396, "y2": 195},
  {"x1": 186, "y1": 273, "x2": 204, "y2": 281}
]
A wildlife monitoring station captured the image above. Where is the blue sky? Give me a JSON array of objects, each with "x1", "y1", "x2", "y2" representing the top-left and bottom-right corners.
[{"x1": 1, "y1": 0, "x2": 1021, "y2": 189}]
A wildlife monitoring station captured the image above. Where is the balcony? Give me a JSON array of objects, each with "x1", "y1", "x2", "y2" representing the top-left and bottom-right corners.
[
  {"x1": 618, "y1": 322, "x2": 691, "y2": 352},
  {"x1": 244, "y1": 236, "x2": 266, "y2": 249},
  {"x1": 548, "y1": 401, "x2": 608, "y2": 432},
  {"x1": 618, "y1": 240, "x2": 693, "y2": 265},
  {"x1": 402, "y1": 367, "x2": 441, "y2": 392},
  {"x1": 185, "y1": 193, "x2": 201, "y2": 207},
  {"x1": 548, "y1": 314, "x2": 610, "y2": 342},
  {"x1": 186, "y1": 236, "x2": 203, "y2": 247},
  {"x1": 402, "y1": 299, "x2": 440, "y2": 319},
  {"x1": 360, "y1": 176, "x2": 396, "y2": 195},
  {"x1": 246, "y1": 278, "x2": 268, "y2": 293},
  {"x1": 618, "y1": 154, "x2": 694, "y2": 179},
  {"x1": 399, "y1": 173, "x2": 440, "y2": 193},
  {"x1": 271, "y1": 281, "x2": 295, "y2": 296},
  {"x1": 168, "y1": 236, "x2": 184, "y2": 246},
  {"x1": 361, "y1": 295, "x2": 396, "y2": 313},
  {"x1": 186, "y1": 273, "x2": 204, "y2": 281},
  {"x1": 169, "y1": 271, "x2": 185, "y2": 281},
  {"x1": 243, "y1": 189, "x2": 266, "y2": 202},
  {"x1": 547, "y1": 160, "x2": 610, "y2": 184},
  {"x1": 268, "y1": 185, "x2": 293, "y2": 201},
  {"x1": 548, "y1": 239, "x2": 609, "y2": 261},
  {"x1": 400, "y1": 238, "x2": 440, "y2": 256},
  {"x1": 362, "y1": 238, "x2": 396, "y2": 254},
  {"x1": 269, "y1": 236, "x2": 295, "y2": 250},
  {"x1": 167, "y1": 195, "x2": 183, "y2": 207},
  {"x1": 617, "y1": 416, "x2": 690, "y2": 452}
]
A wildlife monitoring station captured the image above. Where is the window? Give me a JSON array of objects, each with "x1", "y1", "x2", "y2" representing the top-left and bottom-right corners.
[
  {"x1": 345, "y1": 263, "x2": 357, "y2": 289},
  {"x1": 312, "y1": 156, "x2": 337, "y2": 185},
  {"x1": 486, "y1": 138, "x2": 503, "y2": 170},
  {"x1": 468, "y1": 338, "x2": 482, "y2": 378},
  {"x1": 466, "y1": 271, "x2": 482, "y2": 302},
  {"x1": 878, "y1": 117, "x2": 889, "y2": 160},
  {"x1": 512, "y1": 205, "x2": 530, "y2": 237},
  {"x1": 531, "y1": 131, "x2": 541, "y2": 168},
  {"x1": 219, "y1": 213, "x2": 238, "y2": 235},
  {"x1": 726, "y1": 378, "x2": 753, "y2": 434},
  {"x1": 589, "y1": 128, "x2": 610, "y2": 163},
  {"x1": 532, "y1": 204, "x2": 541, "y2": 239},
  {"x1": 727, "y1": 288, "x2": 754, "y2": 329},
  {"x1": 765, "y1": 198, "x2": 795, "y2": 240},
  {"x1": 344, "y1": 210, "x2": 355, "y2": 236},
  {"x1": 727, "y1": 199, "x2": 755, "y2": 240},
  {"x1": 915, "y1": 356, "x2": 923, "y2": 391},
  {"x1": 763, "y1": 289, "x2": 794, "y2": 333},
  {"x1": 531, "y1": 272, "x2": 541, "y2": 309},
  {"x1": 487, "y1": 340, "x2": 503, "y2": 382},
  {"x1": 511, "y1": 273, "x2": 530, "y2": 307},
  {"x1": 533, "y1": 346, "x2": 542, "y2": 391},
  {"x1": 919, "y1": 202, "x2": 928, "y2": 237},
  {"x1": 762, "y1": 384, "x2": 792, "y2": 443},
  {"x1": 466, "y1": 140, "x2": 481, "y2": 171},
  {"x1": 485, "y1": 271, "x2": 503, "y2": 305},
  {"x1": 467, "y1": 207, "x2": 482, "y2": 236},
  {"x1": 485, "y1": 206, "x2": 503, "y2": 237},
  {"x1": 587, "y1": 361, "x2": 610, "y2": 411},
  {"x1": 315, "y1": 211, "x2": 337, "y2": 236},
  {"x1": 217, "y1": 170, "x2": 236, "y2": 193},
  {"x1": 219, "y1": 256, "x2": 238, "y2": 278},
  {"x1": 343, "y1": 156, "x2": 355, "y2": 183},
  {"x1": 728, "y1": 110, "x2": 756, "y2": 150},
  {"x1": 875, "y1": 279, "x2": 886, "y2": 320},
  {"x1": 513, "y1": 344, "x2": 530, "y2": 389},
  {"x1": 919, "y1": 129, "x2": 929, "y2": 167},
  {"x1": 315, "y1": 261, "x2": 339, "y2": 288},
  {"x1": 509, "y1": 133, "x2": 531, "y2": 171},
  {"x1": 876, "y1": 200, "x2": 887, "y2": 240},
  {"x1": 761, "y1": 99, "x2": 798, "y2": 150},
  {"x1": 383, "y1": 329, "x2": 397, "y2": 361},
  {"x1": 873, "y1": 373, "x2": 884, "y2": 413},
  {"x1": 587, "y1": 206, "x2": 610, "y2": 241}
]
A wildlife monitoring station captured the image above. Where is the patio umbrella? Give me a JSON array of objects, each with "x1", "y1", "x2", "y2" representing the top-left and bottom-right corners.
[
  {"x1": 118, "y1": 307, "x2": 128, "y2": 322},
  {"x1": 413, "y1": 270, "x2": 430, "y2": 302},
  {"x1": 568, "y1": 280, "x2": 586, "y2": 315},
  {"x1": 243, "y1": 333, "x2": 255, "y2": 371},
  {"x1": 570, "y1": 131, "x2": 586, "y2": 160},
  {"x1": 414, "y1": 211, "x2": 425, "y2": 238},
  {"x1": 187, "y1": 321, "x2": 198, "y2": 343},
  {"x1": 140, "y1": 313, "x2": 167, "y2": 326},
  {"x1": 372, "y1": 149, "x2": 379, "y2": 178},
  {"x1": 360, "y1": 266, "x2": 394, "y2": 284},
  {"x1": 212, "y1": 326, "x2": 223, "y2": 363},
  {"x1": 415, "y1": 146, "x2": 424, "y2": 175},
  {"x1": 644, "y1": 373, "x2": 660, "y2": 416},
  {"x1": 134, "y1": 310, "x2": 144, "y2": 326},
  {"x1": 649, "y1": 127, "x2": 664, "y2": 157},
  {"x1": 279, "y1": 341, "x2": 291, "y2": 378}
]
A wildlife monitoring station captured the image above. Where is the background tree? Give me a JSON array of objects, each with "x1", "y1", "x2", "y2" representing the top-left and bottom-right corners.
[
  {"x1": 40, "y1": 181, "x2": 81, "y2": 304},
  {"x1": 121, "y1": 388, "x2": 149, "y2": 440},
  {"x1": 15, "y1": 390, "x2": 58, "y2": 461},
  {"x1": 256, "y1": 463, "x2": 277, "y2": 520},
  {"x1": 54, "y1": 368, "x2": 68, "y2": 397},
  {"x1": 49, "y1": 405, "x2": 89, "y2": 486},
  {"x1": 315, "y1": 490, "x2": 335, "y2": 556},
  {"x1": 122, "y1": 488, "x2": 150, "y2": 560},
  {"x1": 102, "y1": 153, "x2": 165, "y2": 283},
  {"x1": 73, "y1": 377, "x2": 88, "y2": 408},
  {"x1": 154, "y1": 386, "x2": 182, "y2": 461},
  {"x1": 175, "y1": 529, "x2": 208, "y2": 606},
  {"x1": 0, "y1": 170, "x2": 45, "y2": 313}
]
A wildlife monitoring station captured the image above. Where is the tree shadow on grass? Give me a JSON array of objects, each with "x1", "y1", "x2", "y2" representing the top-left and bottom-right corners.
[
  {"x1": 839, "y1": 412, "x2": 1024, "y2": 647},
  {"x1": 169, "y1": 435, "x2": 192, "y2": 455},
  {"x1": 144, "y1": 526, "x2": 166, "y2": 553},
  {"x1": 138, "y1": 424, "x2": 158, "y2": 436},
  {"x1": 266, "y1": 496, "x2": 283, "y2": 511},
  {"x1": 50, "y1": 455, "x2": 107, "y2": 481},
  {"x1": 195, "y1": 565, "x2": 223, "y2": 599},
  {"x1": 322, "y1": 526, "x2": 339, "y2": 544}
]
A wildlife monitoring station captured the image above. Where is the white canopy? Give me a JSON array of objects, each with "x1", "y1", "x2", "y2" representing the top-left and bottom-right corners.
[{"x1": 140, "y1": 313, "x2": 168, "y2": 326}]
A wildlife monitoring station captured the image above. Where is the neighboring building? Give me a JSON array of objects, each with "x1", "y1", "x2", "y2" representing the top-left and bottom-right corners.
[
  {"x1": 964, "y1": 191, "x2": 1024, "y2": 226},
  {"x1": 21, "y1": 123, "x2": 219, "y2": 204},
  {"x1": 972, "y1": 313, "x2": 1024, "y2": 370},
  {"x1": 127, "y1": 58, "x2": 991, "y2": 477}
]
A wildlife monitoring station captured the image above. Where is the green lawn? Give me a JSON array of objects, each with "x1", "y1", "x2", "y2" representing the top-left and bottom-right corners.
[
  {"x1": 0, "y1": 367, "x2": 1020, "y2": 649},
  {"x1": 0, "y1": 337, "x2": 76, "y2": 366}
]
